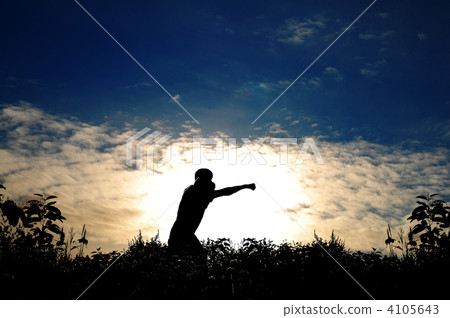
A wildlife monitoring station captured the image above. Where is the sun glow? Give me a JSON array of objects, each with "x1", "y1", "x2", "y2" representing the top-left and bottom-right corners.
[{"x1": 132, "y1": 143, "x2": 315, "y2": 245}]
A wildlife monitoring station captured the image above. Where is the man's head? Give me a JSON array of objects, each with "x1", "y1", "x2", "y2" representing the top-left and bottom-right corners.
[
  {"x1": 194, "y1": 168, "x2": 215, "y2": 191},
  {"x1": 195, "y1": 168, "x2": 213, "y2": 181}
]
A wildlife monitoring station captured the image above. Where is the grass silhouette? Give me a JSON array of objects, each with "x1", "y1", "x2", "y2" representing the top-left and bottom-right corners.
[{"x1": 1, "y1": 182, "x2": 449, "y2": 299}]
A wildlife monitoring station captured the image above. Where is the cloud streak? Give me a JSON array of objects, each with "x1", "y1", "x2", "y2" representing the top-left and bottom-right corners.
[
  {"x1": 1, "y1": 103, "x2": 449, "y2": 253},
  {"x1": 276, "y1": 18, "x2": 326, "y2": 45}
]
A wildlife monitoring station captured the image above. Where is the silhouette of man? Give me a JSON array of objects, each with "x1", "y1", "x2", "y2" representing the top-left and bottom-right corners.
[{"x1": 168, "y1": 168, "x2": 255, "y2": 257}]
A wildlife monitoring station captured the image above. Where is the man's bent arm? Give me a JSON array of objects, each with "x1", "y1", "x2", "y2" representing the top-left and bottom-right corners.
[{"x1": 213, "y1": 183, "x2": 255, "y2": 198}]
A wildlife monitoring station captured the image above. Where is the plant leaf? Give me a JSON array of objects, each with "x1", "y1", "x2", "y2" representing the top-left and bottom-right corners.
[{"x1": 45, "y1": 201, "x2": 57, "y2": 207}]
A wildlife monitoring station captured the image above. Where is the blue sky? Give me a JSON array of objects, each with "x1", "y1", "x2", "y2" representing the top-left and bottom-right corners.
[
  {"x1": 0, "y1": 0, "x2": 449, "y2": 252},
  {"x1": 2, "y1": 0, "x2": 449, "y2": 144}
]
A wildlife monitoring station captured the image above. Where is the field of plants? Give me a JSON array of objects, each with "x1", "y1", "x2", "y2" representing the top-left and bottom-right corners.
[{"x1": 1, "y1": 182, "x2": 449, "y2": 300}]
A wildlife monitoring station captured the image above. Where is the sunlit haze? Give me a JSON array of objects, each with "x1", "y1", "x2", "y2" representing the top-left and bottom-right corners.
[{"x1": 0, "y1": 0, "x2": 449, "y2": 254}]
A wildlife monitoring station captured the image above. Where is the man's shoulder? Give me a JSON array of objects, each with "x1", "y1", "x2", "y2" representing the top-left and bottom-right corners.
[
  {"x1": 184, "y1": 185, "x2": 194, "y2": 193},
  {"x1": 182, "y1": 185, "x2": 198, "y2": 198},
  {"x1": 183, "y1": 185, "x2": 214, "y2": 202}
]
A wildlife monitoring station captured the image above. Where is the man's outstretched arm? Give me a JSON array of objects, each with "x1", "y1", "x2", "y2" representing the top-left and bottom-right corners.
[{"x1": 213, "y1": 183, "x2": 256, "y2": 199}]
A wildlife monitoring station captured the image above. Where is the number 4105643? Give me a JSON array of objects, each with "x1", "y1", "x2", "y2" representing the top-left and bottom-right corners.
[{"x1": 387, "y1": 304, "x2": 439, "y2": 315}]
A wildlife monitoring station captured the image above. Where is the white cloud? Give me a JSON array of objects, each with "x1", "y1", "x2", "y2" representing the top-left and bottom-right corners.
[
  {"x1": 1, "y1": 103, "x2": 449, "y2": 254},
  {"x1": 360, "y1": 59, "x2": 387, "y2": 77},
  {"x1": 289, "y1": 140, "x2": 450, "y2": 250},
  {"x1": 417, "y1": 32, "x2": 427, "y2": 41},
  {"x1": 298, "y1": 77, "x2": 321, "y2": 88},
  {"x1": 170, "y1": 94, "x2": 182, "y2": 103},
  {"x1": 277, "y1": 18, "x2": 326, "y2": 45},
  {"x1": 236, "y1": 81, "x2": 274, "y2": 97},
  {"x1": 323, "y1": 66, "x2": 343, "y2": 81},
  {"x1": 122, "y1": 81, "x2": 153, "y2": 89},
  {"x1": 266, "y1": 122, "x2": 289, "y2": 136},
  {"x1": 323, "y1": 66, "x2": 338, "y2": 74},
  {"x1": 359, "y1": 33, "x2": 376, "y2": 40},
  {"x1": 308, "y1": 78, "x2": 321, "y2": 87},
  {"x1": 360, "y1": 68, "x2": 379, "y2": 77},
  {"x1": 1, "y1": 77, "x2": 41, "y2": 89},
  {"x1": 0, "y1": 104, "x2": 145, "y2": 251},
  {"x1": 259, "y1": 83, "x2": 269, "y2": 90},
  {"x1": 150, "y1": 119, "x2": 170, "y2": 131},
  {"x1": 359, "y1": 30, "x2": 394, "y2": 42},
  {"x1": 278, "y1": 80, "x2": 291, "y2": 86}
]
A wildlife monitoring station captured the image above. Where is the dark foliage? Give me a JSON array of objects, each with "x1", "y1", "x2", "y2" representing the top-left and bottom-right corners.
[{"x1": 1, "y1": 183, "x2": 449, "y2": 299}]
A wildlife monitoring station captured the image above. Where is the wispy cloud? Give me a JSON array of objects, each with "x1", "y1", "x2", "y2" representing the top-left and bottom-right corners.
[
  {"x1": 359, "y1": 30, "x2": 394, "y2": 42},
  {"x1": 1, "y1": 103, "x2": 449, "y2": 253},
  {"x1": 360, "y1": 68, "x2": 379, "y2": 77},
  {"x1": 276, "y1": 17, "x2": 326, "y2": 45},
  {"x1": 358, "y1": 33, "x2": 376, "y2": 40},
  {"x1": 224, "y1": 27, "x2": 235, "y2": 34},
  {"x1": 169, "y1": 94, "x2": 182, "y2": 103},
  {"x1": 266, "y1": 122, "x2": 289, "y2": 136},
  {"x1": 323, "y1": 66, "x2": 343, "y2": 81},
  {"x1": 1, "y1": 76, "x2": 42, "y2": 89},
  {"x1": 417, "y1": 32, "x2": 427, "y2": 41},
  {"x1": 299, "y1": 76, "x2": 321, "y2": 88},
  {"x1": 360, "y1": 59, "x2": 387, "y2": 77},
  {"x1": 235, "y1": 80, "x2": 287, "y2": 98},
  {"x1": 285, "y1": 140, "x2": 450, "y2": 250},
  {"x1": 122, "y1": 81, "x2": 154, "y2": 89}
]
